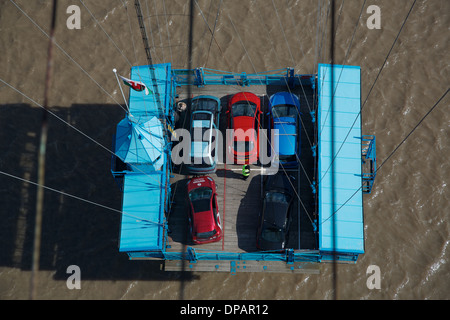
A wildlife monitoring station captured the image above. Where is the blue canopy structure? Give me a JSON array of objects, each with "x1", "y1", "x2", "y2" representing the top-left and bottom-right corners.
[
  {"x1": 119, "y1": 173, "x2": 165, "y2": 252},
  {"x1": 112, "y1": 63, "x2": 174, "y2": 256},
  {"x1": 115, "y1": 116, "x2": 164, "y2": 170},
  {"x1": 128, "y1": 64, "x2": 172, "y2": 123},
  {"x1": 317, "y1": 64, "x2": 364, "y2": 257}
]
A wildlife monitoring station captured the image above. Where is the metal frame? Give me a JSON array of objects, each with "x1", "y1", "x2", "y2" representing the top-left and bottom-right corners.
[
  {"x1": 173, "y1": 67, "x2": 316, "y2": 88},
  {"x1": 361, "y1": 135, "x2": 377, "y2": 193}
]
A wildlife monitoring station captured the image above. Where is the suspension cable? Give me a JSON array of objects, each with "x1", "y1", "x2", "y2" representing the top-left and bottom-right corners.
[
  {"x1": 79, "y1": 0, "x2": 133, "y2": 67},
  {"x1": 8, "y1": 0, "x2": 128, "y2": 114}
]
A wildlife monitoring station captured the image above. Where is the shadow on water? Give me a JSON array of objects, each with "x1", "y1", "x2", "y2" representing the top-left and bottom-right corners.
[{"x1": 0, "y1": 103, "x2": 196, "y2": 281}]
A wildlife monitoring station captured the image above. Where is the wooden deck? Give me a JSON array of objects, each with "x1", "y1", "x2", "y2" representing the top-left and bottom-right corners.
[{"x1": 165, "y1": 83, "x2": 318, "y2": 259}]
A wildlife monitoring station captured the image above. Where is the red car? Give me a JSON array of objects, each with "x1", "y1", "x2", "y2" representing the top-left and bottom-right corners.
[
  {"x1": 187, "y1": 176, "x2": 222, "y2": 244},
  {"x1": 227, "y1": 92, "x2": 261, "y2": 164}
]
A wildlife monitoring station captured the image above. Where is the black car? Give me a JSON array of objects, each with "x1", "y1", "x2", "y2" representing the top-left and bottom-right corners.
[{"x1": 256, "y1": 174, "x2": 295, "y2": 251}]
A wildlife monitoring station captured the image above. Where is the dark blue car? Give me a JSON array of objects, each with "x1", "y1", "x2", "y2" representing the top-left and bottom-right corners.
[
  {"x1": 268, "y1": 92, "x2": 301, "y2": 168},
  {"x1": 256, "y1": 173, "x2": 295, "y2": 251}
]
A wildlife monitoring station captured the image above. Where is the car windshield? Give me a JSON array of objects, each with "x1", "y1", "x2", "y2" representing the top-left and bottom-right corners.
[
  {"x1": 232, "y1": 101, "x2": 257, "y2": 117},
  {"x1": 192, "y1": 98, "x2": 218, "y2": 113},
  {"x1": 261, "y1": 224, "x2": 284, "y2": 242},
  {"x1": 265, "y1": 191, "x2": 291, "y2": 203},
  {"x1": 197, "y1": 229, "x2": 217, "y2": 239},
  {"x1": 273, "y1": 104, "x2": 297, "y2": 118},
  {"x1": 189, "y1": 187, "x2": 212, "y2": 201},
  {"x1": 279, "y1": 154, "x2": 297, "y2": 162},
  {"x1": 193, "y1": 112, "x2": 211, "y2": 122}
]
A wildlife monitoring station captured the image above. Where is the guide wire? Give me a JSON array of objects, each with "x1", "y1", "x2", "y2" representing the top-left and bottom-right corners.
[
  {"x1": 204, "y1": 0, "x2": 223, "y2": 68},
  {"x1": 8, "y1": 0, "x2": 128, "y2": 113}
]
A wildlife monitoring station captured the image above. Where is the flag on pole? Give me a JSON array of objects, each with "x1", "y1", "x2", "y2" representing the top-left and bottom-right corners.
[{"x1": 118, "y1": 75, "x2": 151, "y2": 95}]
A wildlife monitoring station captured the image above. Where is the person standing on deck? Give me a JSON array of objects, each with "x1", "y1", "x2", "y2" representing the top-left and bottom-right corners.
[{"x1": 242, "y1": 164, "x2": 250, "y2": 180}]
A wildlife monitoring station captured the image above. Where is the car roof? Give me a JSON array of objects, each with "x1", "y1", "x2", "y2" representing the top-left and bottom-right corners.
[
  {"x1": 278, "y1": 135, "x2": 296, "y2": 155},
  {"x1": 192, "y1": 110, "x2": 213, "y2": 120},
  {"x1": 193, "y1": 210, "x2": 215, "y2": 233},
  {"x1": 274, "y1": 118, "x2": 297, "y2": 155},
  {"x1": 263, "y1": 201, "x2": 290, "y2": 227}
]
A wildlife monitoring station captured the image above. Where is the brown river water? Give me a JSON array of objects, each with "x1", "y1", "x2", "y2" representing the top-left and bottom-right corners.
[{"x1": 0, "y1": 0, "x2": 448, "y2": 300}]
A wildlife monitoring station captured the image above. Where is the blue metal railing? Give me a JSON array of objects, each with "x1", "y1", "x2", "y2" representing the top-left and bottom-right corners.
[
  {"x1": 361, "y1": 135, "x2": 377, "y2": 193},
  {"x1": 172, "y1": 67, "x2": 316, "y2": 88},
  {"x1": 159, "y1": 247, "x2": 322, "y2": 264},
  {"x1": 131, "y1": 247, "x2": 362, "y2": 265}
]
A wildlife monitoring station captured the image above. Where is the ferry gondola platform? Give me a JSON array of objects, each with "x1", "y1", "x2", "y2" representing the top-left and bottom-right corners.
[{"x1": 111, "y1": 64, "x2": 377, "y2": 274}]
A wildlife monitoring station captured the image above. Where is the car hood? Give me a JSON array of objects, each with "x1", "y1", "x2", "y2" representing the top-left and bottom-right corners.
[
  {"x1": 274, "y1": 117, "x2": 296, "y2": 155},
  {"x1": 187, "y1": 176, "x2": 215, "y2": 191},
  {"x1": 192, "y1": 96, "x2": 220, "y2": 113},
  {"x1": 270, "y1": 92, "x2": 299, "y2": 106},
  {"x1": 230, "y1": 92, "x2": 260, "y2": 106}
]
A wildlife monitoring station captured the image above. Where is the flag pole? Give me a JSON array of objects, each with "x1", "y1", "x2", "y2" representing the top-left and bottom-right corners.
[{"x1": 113, "y1": 68, "x2": 129, "y2": 114}]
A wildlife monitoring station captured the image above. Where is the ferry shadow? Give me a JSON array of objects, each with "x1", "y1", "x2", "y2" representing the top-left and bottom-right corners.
[
  {"x1": 215, "y1": 167, "x2": 243, "y2": 180},
  {"x1": 235, "y1": 175, "x2": 262, "y2": 252},
  {"x1": 166, "y1": 178, "x2": 191, "y2": 246},
  {"x1": 0, "y1": 103, "x2": 197, "y2": 281}
]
